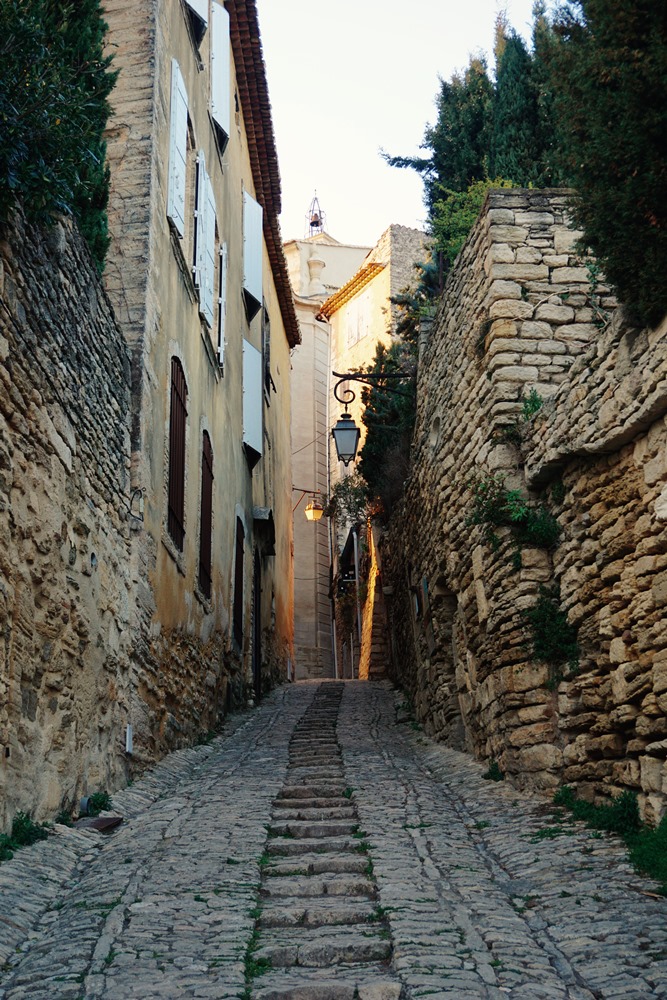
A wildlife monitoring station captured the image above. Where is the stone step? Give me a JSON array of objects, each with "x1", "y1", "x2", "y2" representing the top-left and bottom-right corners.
[
  {"x1": 285, "y1": 767, "x2": 344, "y2": 778},
  {"x1": 273, "y1": 798, "x2": 356, "y2": 819},
  {"x1": 267, "y1": 836, "x2": 362, "y2": 856},
  {"x1": 261, "y1": 874, "x2": 376, "y2": 899},
  {"x1": 272, "y1": 806, "x2": 356, "y2": 821},
  {"x1": 278, "y1": 785, "x2": 348, "y2": 800},
  {"x1": 269, "y1": 820, "x2": 357, "y2": 839},
  {"x1": 252, "y1": 967, "x2": 402, "y2": 999},
  {"x1": 264, "y1": 853, "x2": 370, "y2": 877},
  {"x1": 254, "y1": 924, "x2": 392, "y2": 968},
  {"x1": 259, "y1": 895, "x2": 376, "y2": 927}
]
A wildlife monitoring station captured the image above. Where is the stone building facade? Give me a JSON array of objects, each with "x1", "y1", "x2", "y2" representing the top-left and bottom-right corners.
[
  {"x1": 101, "y1": 0, "x2": 299, "y2": 765},
  {"x1": 285, "y1": 230, "x2": 370, "y2": 680},
  {"x1": 0, "y1": 0, "x2": 298, "y2": 827},
  {"x1": 320, "y1": 225, "x2": 426, "y2": 679},
  {"x1": 384, "y1": 189, "x2": 667, "y2": 821}
]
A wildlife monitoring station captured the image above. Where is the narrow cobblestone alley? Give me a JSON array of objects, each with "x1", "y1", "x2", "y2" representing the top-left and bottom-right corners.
[{"x1": 1, "y1": 682, "x2": 666, "y2": 1000}]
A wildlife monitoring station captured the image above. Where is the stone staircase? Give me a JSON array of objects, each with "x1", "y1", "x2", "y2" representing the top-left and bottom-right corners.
[{"x1": 247, "y1": 683, "x2": 403, "y2": 999}]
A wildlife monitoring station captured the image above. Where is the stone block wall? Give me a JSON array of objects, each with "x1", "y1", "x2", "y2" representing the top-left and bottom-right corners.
[
  {"x1": 384, "y1": 188, "x2": 667, "y2": 820},
  {"x1": 0, "y1": 212, "x2": 133, "y2": 828}
]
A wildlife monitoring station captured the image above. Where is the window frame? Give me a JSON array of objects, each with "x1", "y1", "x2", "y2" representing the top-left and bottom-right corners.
[
  {"x1": 168, "y1": 357, "x2": 188, "y2": 552},
  {"x1": 198, "y1": 431, "x2": 214, "y2": 599}
]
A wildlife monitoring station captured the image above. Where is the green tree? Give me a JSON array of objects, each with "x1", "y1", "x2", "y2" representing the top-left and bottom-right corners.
[
  {"x1": 358, "y1": 341, "x2": 417, "y2": 520},
  {"x1": 384, "y1": 57, "x2": 494, "y2": 214},
  {"x1": 432, "y1": 177, "x2": 515, "y2": 274},
  {"x1": 545, "y1": 0, "x2": 667, "y2": 327},
  {"x1": 0, "y1": 0, "x2": 117, "y2": 269},
  {"x1": 491, "y1": 31, "x2": 539, "y2": 184}
]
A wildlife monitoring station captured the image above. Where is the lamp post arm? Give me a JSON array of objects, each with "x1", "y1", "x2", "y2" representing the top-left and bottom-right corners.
[{"x1": 332, "y1": 370, "x2": 416, "y2": 403}]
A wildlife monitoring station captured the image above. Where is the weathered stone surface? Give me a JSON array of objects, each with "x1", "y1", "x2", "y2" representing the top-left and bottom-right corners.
[
  {"x1": 0, "y1": 211, "x2": 132, "y2": 830},
  {"x1": 380, "y1": 188, "x2": 667, "y2": 820}
]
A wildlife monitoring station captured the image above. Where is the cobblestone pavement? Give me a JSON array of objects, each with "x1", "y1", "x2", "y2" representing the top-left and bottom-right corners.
[{"x1": 1, "y1": 681, "x2": 666, "y2": 999}]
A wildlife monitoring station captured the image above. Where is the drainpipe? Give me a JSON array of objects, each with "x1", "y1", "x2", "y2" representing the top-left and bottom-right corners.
[
  {"x1": 332, "y1": 618, "x2": 339, "y2": 680},
  {"x1": 353, "y1": 529, "x2": 362, "y2": 650}
]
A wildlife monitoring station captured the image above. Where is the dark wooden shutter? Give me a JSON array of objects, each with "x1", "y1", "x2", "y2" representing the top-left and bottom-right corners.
[
  {"x1": 168, "y1": 358, "x2": 187, "y2": 550},
  {"x1": 233, "y1": 517, "x2": 244, "y2": 646},
  {"x1": 198, "y1": 432, "x2": 213, "y2": 598}
]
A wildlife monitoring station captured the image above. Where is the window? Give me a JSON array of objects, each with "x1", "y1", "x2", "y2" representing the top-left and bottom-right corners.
[
  {"x1": 183, "y1": 0, "x2": 208, "y2": 46},
  {"x1": 211, "y1": 1, "x2": 231, "y2": 153},
  {"x1": 242, "y1": 190, "x2": 263, "y2": 321},
  {"x1": 168, "y1": 358, "x2": 188, "y2": 551},
  {"x1": 242, "y1": 339, "x2": 263, "y2": 468},
  {"x1": 167, "y1": 60, "x2": 188, "y2": 237},
  {"x1": 198, "y1": 432, "x2": 214, "y2": 599},
  {"x1": 233, "y1": 517, "x2": 245, "y2": 647},
  {"x1": 217, "y1": 242, "x2": 228, "y2": 368},
  {"x1": 261, "y1": 306, "x2": 272, "y2": 403},
  {"x1": 193, "y1": 151, "x2": 217, "y2": 327}
]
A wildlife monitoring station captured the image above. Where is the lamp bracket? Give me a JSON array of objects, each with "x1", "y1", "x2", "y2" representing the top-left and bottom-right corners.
[{"x1": 332, "y1": 369, "x2": 415, "y2": 404}]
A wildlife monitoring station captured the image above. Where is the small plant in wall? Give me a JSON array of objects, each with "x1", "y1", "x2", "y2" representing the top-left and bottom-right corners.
[
  {"x1": 466, "y1": 475, "x2": 561, "y2": 553},
  {"x1": 521, "y1": 388, "x2": 543, "y2": 421},
  {"x1": 523, "y1": 585, "x2": 579, "y2": 689}
]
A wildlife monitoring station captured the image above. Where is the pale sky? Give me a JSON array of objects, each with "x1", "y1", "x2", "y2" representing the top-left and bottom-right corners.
[{"x1": 256, "y1": 0, "x2": 539, "y2": 248}]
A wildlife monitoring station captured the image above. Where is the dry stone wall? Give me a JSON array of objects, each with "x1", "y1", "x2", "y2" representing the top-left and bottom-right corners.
[
  {"x1": 0, "y1": 211, "x2": 133, "y2": 828},
  {"x1": 385, "y1": 188, "x2": 667, "y2": 821}
]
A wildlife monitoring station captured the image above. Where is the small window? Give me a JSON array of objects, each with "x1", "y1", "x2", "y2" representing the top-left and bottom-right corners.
[
  {"x1": 183, "y1": 0, "x2": 208, "y2": 46},
  {"x1": 261, "y1": 306, "x2": 272, "y2": 403},
  {"x1": 233, "y1": 517, "x2": 245, "y2": 647},
  {"x1": 198, "y1": 432, "x2": 214, "y2": 598},
  {"x1": 167, "y1": 60, "x2": 188, "y2": 237},
  {"x1": 168, "y1": 358, "x2": 188, "y2": 551},
  {"x1": 193, "y1": 152, "x2": 217, "y2": 327},
  {"x1": 211, "y1": 1, "x2": 231, "y2": 153},
  {"x1": 217, "y1": 242, "x2": 228, "y2": 368},
  {"x1": 243, "y1": 191, "x2": 263, "y2": 321},
  {"x1": 242, "y1": 340, "x2": 263, "y2": 468}
]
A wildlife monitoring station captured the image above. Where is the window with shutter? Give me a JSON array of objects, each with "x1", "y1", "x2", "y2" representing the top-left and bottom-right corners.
[
  {"x1": 193, "y1": 154, "x2": 217, "y2": 328},
  {"x1": 167, "y1": 60, "x2": 188, "y2": 237},
  {"x1": 242, "y1": 191, "x2": 263, "y2": 322},
  {"x1": 211, "y1": 2, "x2": 231, "y2": 153},
  {"x1": 217, "y1": 242, "x2": 228, "y2": 368},
  {"x1": 242, "y1": 340, "x2": 263, "y2": 467},
  {"x1": 193, "y1": 151, "x2": 206, "y2": 291},
  {"x1": 202, "y1": 175, "x2": 217, "y2": 327},
  {"x1": 261, "y1": 306, "x2": 272, "y2": 404},
  {"x1": 184, "y1": 0, "x2": 208, "y2": 45},
  {"x1": 233, "y1": 517, "x2": 245, "y2": 647},
  {"x1": 198, "y1": 432, "x2": 213, "y2": 598},
  {"x1": 168, "y1": 358, "x2": 188, "y2": 551}
]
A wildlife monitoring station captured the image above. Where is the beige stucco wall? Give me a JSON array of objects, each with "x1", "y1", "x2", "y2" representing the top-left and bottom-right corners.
[
  {"x1": 104, "y1": 0, "x2": 295, "y2": 762},
  {"x1": 286, "y1": 235, "x2": 369, "y2": 679}
]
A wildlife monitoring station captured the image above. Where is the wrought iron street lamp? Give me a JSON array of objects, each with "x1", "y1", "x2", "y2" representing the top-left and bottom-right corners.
[
  {"x1": 330, "y1": 369, "x2": 415, "y2": 466},
  {"x1": 292, "y1": 487, "x2": 325, "y2": 521}
]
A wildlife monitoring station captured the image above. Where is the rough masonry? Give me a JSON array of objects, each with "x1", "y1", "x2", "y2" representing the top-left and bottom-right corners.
[
  {"x1": 384, "y1": 188, "x2": 667, "y2": 821},
  {"x1": 0, "y1": 211, "x2": 133, "y2": 830}
]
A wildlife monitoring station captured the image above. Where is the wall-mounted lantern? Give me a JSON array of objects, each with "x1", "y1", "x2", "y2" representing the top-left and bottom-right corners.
[
  {"x1": 293, "y1": 487, "x2": 326, "y2": 522},
  {"x1": 330, "y1": 369, "x2": 416, "y2": 466}
]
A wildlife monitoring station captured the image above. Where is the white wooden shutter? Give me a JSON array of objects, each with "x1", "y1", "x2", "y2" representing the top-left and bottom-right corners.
[
  {"x1": 202, "y1": 174, "x2": 217, "y2": 327},
  {"x1": 243, "y1": 340, "x2": 263, "y2": 460},
  {"x1": 193, "y1": 151, "x2": 206, "y2": 289},
  {"x1": 167, "y1": 60, "x2": 188, "y2": 237},
  {"x1": 243, "y1": 191, "x2": 263, "y2": 321},
  {"x1": 217, "y1": 242, "x2": 228, "y2": 367},
  {"x1": 211, "y1": 2, "x2": 231, "y2": 150},
  {"x1": 184, "y1": 0, "x2": 208, "y2": 30}
]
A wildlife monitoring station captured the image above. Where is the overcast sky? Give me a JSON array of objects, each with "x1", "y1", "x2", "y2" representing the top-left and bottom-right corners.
[{"x1": 256, "y1": 0, "x2": 539, "y2": 248}]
